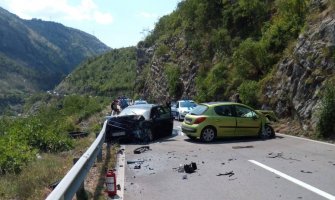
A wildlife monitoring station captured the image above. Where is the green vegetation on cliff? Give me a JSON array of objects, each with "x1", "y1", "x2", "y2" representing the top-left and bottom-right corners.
[{"x1": 138, "y1": 0, "x2": 308, "y2": 104}]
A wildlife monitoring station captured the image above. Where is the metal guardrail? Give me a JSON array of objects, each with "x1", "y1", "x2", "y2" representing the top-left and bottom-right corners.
[{"x1": 45, "y1": 120, "x2": 107, "y2": 200}]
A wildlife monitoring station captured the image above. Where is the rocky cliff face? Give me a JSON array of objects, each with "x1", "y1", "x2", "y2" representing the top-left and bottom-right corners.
[
  {"x1": 266, "y1": 3, "x2": 335, "y2": 130},
  {"x1": 136, "y1": 36, "x2": 200, "y2": 102},
  {"x1": 136, "y1": 0, "x2": 334, "y2": 133}
]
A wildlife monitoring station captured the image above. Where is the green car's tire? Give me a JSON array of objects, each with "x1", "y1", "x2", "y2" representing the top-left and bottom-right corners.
[
  {"x1": 200, "y1": 126, "x2": 216, "y2": 142},
  {"x1": 260, "y1": 124, "x2": 275, "y2": 139}
]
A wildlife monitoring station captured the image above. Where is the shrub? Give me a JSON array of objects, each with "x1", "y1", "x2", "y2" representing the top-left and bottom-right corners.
[
  {"x1": 233, "y1": 38, "x2": 269, "y2": 80},
  {"x1": 238, "y1": 80, "x2": 259, "y2": 107},
  {"x1": 156, "y1": 43, "x2": 169, "y2": 57},
  {"x1": 165, "y1": 63, "x2": 183, "y2": 98},
  {"x1": 317, "y1": 82, "x2": 335, "y2": 138},
  {"x1": 0, "y1": 135, "x2": 37, "y2": 174}
]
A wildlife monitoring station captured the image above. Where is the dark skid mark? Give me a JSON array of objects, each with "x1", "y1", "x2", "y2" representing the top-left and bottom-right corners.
[
  {"x1": 232, "y1": 145, "x2": 254, "y2": 149},
  {"x1": 300, "y1": 170, "x2": 312, "y2": 174}
]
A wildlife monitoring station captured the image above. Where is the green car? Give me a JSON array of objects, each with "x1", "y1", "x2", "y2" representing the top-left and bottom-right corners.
[{"x1": 181, "y1": 102, "x2": 275, "y2": 142}]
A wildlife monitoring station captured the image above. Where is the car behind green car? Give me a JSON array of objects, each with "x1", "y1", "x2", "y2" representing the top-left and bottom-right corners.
[{"x1": 181, "y1": 102, "x2": 275, "y2": 142}]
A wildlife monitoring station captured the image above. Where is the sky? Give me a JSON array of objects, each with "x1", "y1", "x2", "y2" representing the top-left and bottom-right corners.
[{"x1": 0, "y1": 0, "x2": 181, "y2": 48}]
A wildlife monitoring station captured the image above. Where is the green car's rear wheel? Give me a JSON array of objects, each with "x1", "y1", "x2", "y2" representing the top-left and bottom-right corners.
[{"x1": 200, "y1": 126, "x2": 216, "y2": 142}]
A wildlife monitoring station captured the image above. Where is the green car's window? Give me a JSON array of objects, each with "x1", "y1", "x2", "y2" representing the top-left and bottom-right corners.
[
  {"x1": 235, "y1": 106, "x2": 256, "y2": 118},
  {"x1": 189, "y1": 105, "x2": 207, "y2": 115},
  {"x1": 214, "y1": 105, "x2": 233, "y2": 117}
]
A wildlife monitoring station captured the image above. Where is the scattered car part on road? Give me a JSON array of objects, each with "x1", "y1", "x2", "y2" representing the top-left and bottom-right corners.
[
  {"x1": 267, "y1": 152, "x2": 283, "y2": 158},
  {"x1": 300, "y1": 170, "x2": 313, "y2": 173},
  {"x1": 267, "y1": 152, "x2": 301, "y2": 161},
  {"x1": 184, "y1": 162, "x2": 197, "y2": 173},
  {"x1": 134, "y1": 146, "x2": 151, "y2": 154},
  {"x1": 217, "y1": 171, "x2": 235, "y2": 177},
  {"x1": 127, "y1": 160, "x2": 144, "y2": 165}
]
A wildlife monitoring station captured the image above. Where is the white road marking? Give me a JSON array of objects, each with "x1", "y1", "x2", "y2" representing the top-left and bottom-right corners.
[
  {"x1": 276, "y1": 133, "x2": 335, "y2": 147},
  {"x1": 249, "y1": 160, "x2": 335, "y2": 200}
]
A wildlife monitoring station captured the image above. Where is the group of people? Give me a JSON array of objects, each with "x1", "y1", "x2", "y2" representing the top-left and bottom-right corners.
[{"x1": 110, "y1": 96, "x2": 129, "y2": 116}]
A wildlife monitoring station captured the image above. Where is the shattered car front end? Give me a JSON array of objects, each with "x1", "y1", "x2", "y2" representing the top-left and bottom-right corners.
[
  {"x1": 105, "y1": 103, "x2": 173, "y2": 143},
  {"x1": 105, "y1": 114, "x2": 152, "y2": 142}
]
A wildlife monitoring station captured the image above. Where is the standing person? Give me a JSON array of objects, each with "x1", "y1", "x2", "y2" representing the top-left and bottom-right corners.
[
  {"x1": 119, "y1": 97, "x2": 128, "y2": 111},
  {"x1": 234, "y1": 93, "x2": 242, "y2": 103},
  {"x1": 111, "y1": 99, "x2": 119, "y2": 116}
]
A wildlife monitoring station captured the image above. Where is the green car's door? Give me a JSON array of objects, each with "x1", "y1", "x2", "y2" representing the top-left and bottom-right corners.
[
  {"x1": 212, "y1": 105, "x2": 236, "y2": 137},
  {"x1": 234, "y1": 105, "x2": 262, "y2": 136}
]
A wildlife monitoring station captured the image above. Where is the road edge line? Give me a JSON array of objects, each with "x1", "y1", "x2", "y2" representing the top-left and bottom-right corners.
[
  {"x1": 249, "y1": 160, "x2": 335, "y2": 200},
  {"x1": 276, "y1": 133, "x2": 335, "y2": 147}
]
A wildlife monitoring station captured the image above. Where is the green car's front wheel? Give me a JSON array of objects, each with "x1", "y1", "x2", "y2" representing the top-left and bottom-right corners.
[
  {"x1": 260, "y1": 124, "x2": 275, "y2": 139},
  {"x1": 200, "y1": 126, "x2": 216, "y2": 142}
]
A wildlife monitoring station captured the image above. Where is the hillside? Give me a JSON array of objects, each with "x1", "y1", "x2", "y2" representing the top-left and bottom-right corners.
[
  {"x1": 133, "y1": 0, "x2": 335, "y2": 134},
  {"x1": 56, "y1": 47, "x2": 137, "y2": 98},
  {"x1": 0, "y1": 7, "x2": 110, "y2": 114},
  {"x1": 53, "y1": 0, "x2": 334, "y2": 135}
]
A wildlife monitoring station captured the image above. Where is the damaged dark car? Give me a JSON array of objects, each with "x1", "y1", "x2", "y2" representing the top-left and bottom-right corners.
[{"x1": 105, "y1": 104, "x2": 174, "y2": 143}]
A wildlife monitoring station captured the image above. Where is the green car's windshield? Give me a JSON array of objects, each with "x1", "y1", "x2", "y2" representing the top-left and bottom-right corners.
[{"x1": 189, "y1": 104, "x2": 207, "y2": 115}]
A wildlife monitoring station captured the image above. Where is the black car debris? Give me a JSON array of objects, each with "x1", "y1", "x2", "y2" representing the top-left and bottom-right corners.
[{"x1": 105, "y1": 104, "x2": 173, "y2": 143}]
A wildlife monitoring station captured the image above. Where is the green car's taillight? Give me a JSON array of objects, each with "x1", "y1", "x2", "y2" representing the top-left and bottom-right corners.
[{"x1": 194, "y1": 117, "x2": 206, "y2": 124}]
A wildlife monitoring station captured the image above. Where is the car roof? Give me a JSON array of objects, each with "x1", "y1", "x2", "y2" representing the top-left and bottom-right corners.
[
  {"x1": 127, "y1": 103, "x2": 157, "y2": 108},
  {"x1": 178, "y1": 100, "x2": 195, "y2": 102},
  {"x1": 201, "y1": 102, "x2": 246, "y2": 106}
]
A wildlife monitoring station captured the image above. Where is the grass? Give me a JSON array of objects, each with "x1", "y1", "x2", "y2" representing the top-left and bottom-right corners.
[
  {"x1": 0, "y1": 106, "x2": 118, "y2": 200},
  {"x1": 272, "y1": 118, "x2": 335, "y2": 144},
  {"x1": 0, "y1": 153, "x2": 72, "y2": 200}
]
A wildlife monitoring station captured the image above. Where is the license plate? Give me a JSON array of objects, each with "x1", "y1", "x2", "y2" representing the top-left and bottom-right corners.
[{"x1": 112, "y1": 131, "x2": 126, "y2": 136}]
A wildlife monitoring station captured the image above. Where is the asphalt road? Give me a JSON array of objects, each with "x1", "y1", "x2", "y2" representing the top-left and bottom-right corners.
[{"x1": 122, "y1": 121, "x2": 335, "y2": 200}]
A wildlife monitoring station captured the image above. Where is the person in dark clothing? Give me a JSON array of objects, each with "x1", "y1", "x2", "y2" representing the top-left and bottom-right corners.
[
  {"x1": 234, "y1": 93, "x2": 242, "y2": 103},
  {"x1": 111, "y1": 99, "x2": 120, "y2": 115}
]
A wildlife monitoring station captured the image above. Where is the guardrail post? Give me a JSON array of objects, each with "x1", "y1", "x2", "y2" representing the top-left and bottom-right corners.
[
  {"x1": 96, "y1": 132, "x2": 103, "y2": 162},
  {"x1": 73, "y1": 158, "x2": 88, "y2": 200}
]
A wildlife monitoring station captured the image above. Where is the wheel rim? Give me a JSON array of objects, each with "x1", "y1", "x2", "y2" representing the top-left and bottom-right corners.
[
  {"x1": 263, "y1": 126, "x2": 272, "y2": 138},
  {"x1": 202, "y1": 128, "x2": 215, "y2": 142}
]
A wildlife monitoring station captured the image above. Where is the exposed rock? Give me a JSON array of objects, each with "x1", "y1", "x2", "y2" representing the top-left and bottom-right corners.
[
  {"x1": 136, "y1": 35, "x2": 200, "y2": 102},
  {"x1": 267, "y1": 7, "x2": 335, "y2": 130}
]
